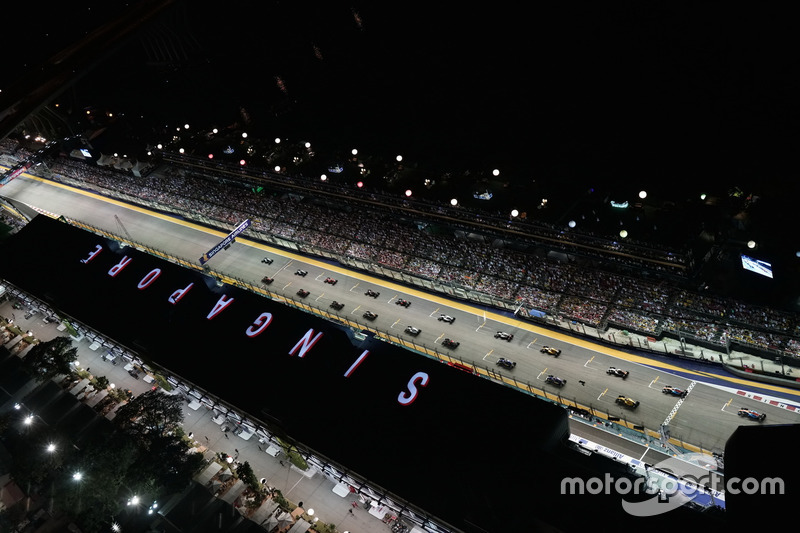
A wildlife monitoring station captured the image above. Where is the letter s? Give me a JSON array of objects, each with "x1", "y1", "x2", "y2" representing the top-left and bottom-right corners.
[{"x1": 398, "y1": 372, "x2": 429, "y2": 406}]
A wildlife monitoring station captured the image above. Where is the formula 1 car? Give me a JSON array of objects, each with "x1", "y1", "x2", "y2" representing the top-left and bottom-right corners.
[
  {"x1": 294, "y1": 269, "x2": 308, "y2": 277},
  {"x1": 496, "y1": 357, "x2": 516, "y2": 369},
  {"x1": 296, "y1": 289, "x2": 310, "y2": 298},
  {"x1": 438, "y1": 314, "x2": 455, "y2": 323},
  {"x1": 363, "y1": 311, "x2": 379, "y2": 321},
  {"x1": 662, "y1": 386, "x2": 688, "y2": 398},
  {"x1": 365, "y1": 289, "x2": 380, "y2": 298},
  {"x1": 261, "y1": 257, "x2": 273, "y2": 264},
  {"x1": 404, "y1": 326, "x2": 421, "y2": 336},
  {"x1": 395, "y1": 299, "x2": 411, "y2": 307},
  {"x1": 494, "y1": 332, "x2": 514, "y2": 341},
  {"x1": 324, "y1": 277, "x2": 338, "y2": 285},
  {"x1": 607, "y1": 367, "x2": 629, "y2": 379},
  {"x1": 545, "y1": 375, "x2": 567, "y2": 387},
  {"x1": 737, "y1": 408, "x2": 766, "y2": 421},
  {"x1": 615, "y1": 395, "x2": 640, "y2": 409},
  {"x1": 540, "y1": 346, "x2": 561, "y2": 357},
  {"x1": 330, "y1": 301, "x2": 345, "y2": 311},
  {"x1": 261, "y1": 276, "x2": 274, "y2": 285},
  {"x1": 442, "y1": 338, "x2": 460, "y2": 349}
]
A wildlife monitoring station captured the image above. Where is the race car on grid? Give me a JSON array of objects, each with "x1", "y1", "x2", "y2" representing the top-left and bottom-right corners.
[
  {"x1": 662, "y1": 386, "x2": 688, "y2": 398},
  {"x1": 330, "y1": 301, "x2": 344, "y2": 310},
  {"x1": 540, "y1": 346, "x2": 561, "y2": 356},
  {"x1": 545, "y1": 375, "x2": 567, "y2": 387},
  {"x1": 395, "y1": 299, "x2": 411, "y2": 307},
  {"x1": 737, "y1": 408, "x2": 766, "y2": 421},
  {"x1": 296, "y1": 289, "x2": 310, "y2": 298},
  {"x1": 442, "y1": 338, "x2": 460, "y2": 349},
  {"x1": 404, "y1": 325, "x2": 421, "y2": 336},
  {"x1": 496, "y1": 357, "x2": 516, "y2": 369},
  {"x1": 363, "y1": 311, "x2": 379, "y2": 321},
  {"x1": 324, "y1": 277, "x2": 338, "y2": 285},
  {"x1": 615, "y1": 396, "x2": 640, "y2": 409},
  {"x1": 494, "y1": 332, "x2": 514, "y2": 341},
  {"x1": 365, "y1": 289, "x2": 380, "y2": 298},
  {"x1": 607, "y1": 367, "x2": 629, "y2": 379}
]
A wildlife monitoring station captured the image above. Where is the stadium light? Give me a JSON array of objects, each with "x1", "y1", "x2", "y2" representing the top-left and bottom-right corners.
[
  {"x1": 492, "y1": 169, "x2": 500, "y2": 177},
  {"x1": 320, "y1": 174, "x2": 327, "y2": 181},
  {"x1": 242, "y1": 132, "x2": 248, "y2": 139},
  {"x1": 274, "y1": 138, "x2": 281, "y2": 144},
  {"x1": 620, "y1": 229, "x2": 628, "y2": 238},
  {"x1": 639, "y1": 190, "x2": 647, "y2": 199},
  {"x1": 747, "y1": 240, "x2": 756, "y2": 249},
  {"x1": 274, "y1": 166, "x2": 281, "y2": 172},
  {"x1": 568, "y1": 220, "x2": 576, "y2": 228},
  {"x1": 239, "y1": 160, "x2": 246, "y2": 166},
  {"x1": 511, "y1": 209, "x2": 519, "y2": 217},
  {"x1": 357, "y1": 181, "x2": 363, "y2": 188},
  {"x1": 405, "y1": 189, "x2": 412, "y2": 197},
  {"x1": 351, "y1": 148, "x2": 358, "y2": 156},
  {"x1": 305, "y1": 142, "x2": 311, "y2": 149},
  {"x1": 450, "y1": 198, "x2": 458, "y2": 206},
  {"x1": 396, "y1": 155, "x2": 403, "y2": 162}
]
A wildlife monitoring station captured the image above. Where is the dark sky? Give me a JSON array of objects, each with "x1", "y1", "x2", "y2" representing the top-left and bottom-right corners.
[{"x1": 4, "y1": 2, "x2": 800, "y2": 263}]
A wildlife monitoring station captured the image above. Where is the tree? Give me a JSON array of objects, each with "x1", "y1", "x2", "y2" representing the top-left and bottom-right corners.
[
  {"x1": 236, "y1": 461, "x2": 258, "y2": 490},
  {"x1": 113, "y1": 389, "x2": 185, "y2": 442},
  {"x1": 20, "y1": 336, "x2": 77, "y2": 382}
]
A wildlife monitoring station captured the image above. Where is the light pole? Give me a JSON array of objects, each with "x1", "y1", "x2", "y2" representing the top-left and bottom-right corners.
[{"x1": 73, "y1": 471, "x2": 83, "y2": 513}]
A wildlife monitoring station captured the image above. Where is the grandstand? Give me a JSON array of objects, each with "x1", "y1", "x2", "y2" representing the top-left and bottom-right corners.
[{"x1": 11, "y1": 143, "x2": 799, "y2": 370}]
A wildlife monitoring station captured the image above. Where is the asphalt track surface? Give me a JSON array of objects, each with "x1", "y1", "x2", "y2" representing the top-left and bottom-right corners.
[{"x1": 3, "y1": 173, "x2": 800, "y2": 454}]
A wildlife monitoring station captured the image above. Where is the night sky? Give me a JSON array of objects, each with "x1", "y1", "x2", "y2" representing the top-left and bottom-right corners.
[{"x1": 4, "y1": 2, "x2": 800, "y2": 285}]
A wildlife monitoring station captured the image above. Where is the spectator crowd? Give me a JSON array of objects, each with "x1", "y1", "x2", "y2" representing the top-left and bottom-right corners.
[{"x1": 3, "y1": 137, "x2": 800, "y2": 363}]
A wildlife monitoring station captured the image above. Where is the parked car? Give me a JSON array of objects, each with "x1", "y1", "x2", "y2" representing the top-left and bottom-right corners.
[
  {"x1": 616, "y1": 395, "x2": 640, "y2": 409},
  {"x1": 438, "y1": 314, "x2": 455, "y2": 323},
  {"x1": 404, "y1": 326, "x2": 421, "y2": 336},
  {"x1": 540, "y1": 346, "x2": 561, "y2": 356},
  {"x1": 261, "y1": 276, "x2": 274, "y2": 284},
  {"x1": 442, "y1": 338, "x2": 460, "y2": 349},
  {"x1": 494, "y1": 331, "x2": 514, "y2": 341},
  {"x1": 496, "y1": 357, "x2": 516, "y2": 369},
  {"x1": 607, "y1": 367, "x2": 629, "y2": 379},
  {"x1": 261, "y1": 257, "x2": 273, "y2": 264},
  {"x1": 324, "y1": 277, "x2": 338, "y2": 285},
  {"x1": 363, "y1": 310, "x2": 379, "y2": 321},
  {"x1": 545, "y1": 375, "x2": 567, "y2": 387},
  {"x1": 294, "y1": 269, "x2": 308, "y2": 276},
  {"x1": 662, "y1": 386, "x2": 688, "y2": 398},
  {"x1": 330, "y1": 301, "x2": 345, "y2": 310},
  {"x1": 365, "y1": 289, "x2": 380, "y2": 298},
  {"x1": 395, "y1": 299, "x2": 411, "y2": 307},
  {"x1": 738, "y1": 408, "x2": 766, "y2": 421},
  {"x1": 296, "y1": 289, "x2": 310, "y2": 298}
]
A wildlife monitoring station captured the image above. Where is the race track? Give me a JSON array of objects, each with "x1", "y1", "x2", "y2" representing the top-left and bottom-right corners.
[{"x1": 3, "y1": 173, "x2": 799, "y2": 453}]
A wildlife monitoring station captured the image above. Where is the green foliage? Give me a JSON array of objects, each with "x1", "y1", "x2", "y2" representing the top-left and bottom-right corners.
[
  {"x1": 113, "y1": 389, "x2": 185, "y2": 441},
  {"x1": 272, "y1": 489, "x2": 290, "y2": 511},
  {"x1": 276, "y1": 438, "x2": 309, "y2": 470},
  {"x1": 236, "y1": 461, "x2": 259, "y2": 489},
  {"x1": 20, "y1": 336, "x2": 77, "y2": 382}
]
